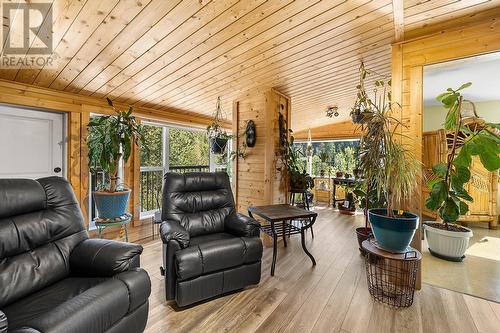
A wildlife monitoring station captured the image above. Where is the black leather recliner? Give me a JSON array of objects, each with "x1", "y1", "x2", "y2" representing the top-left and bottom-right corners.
[
  {"x1": 160, "y1": 172, "x2": 263, "y2": 307},
  {"x1": 0, "y1": 177, "x2": 151, "y2": 333}
]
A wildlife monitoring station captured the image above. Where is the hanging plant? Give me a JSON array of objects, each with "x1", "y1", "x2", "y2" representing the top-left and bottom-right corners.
[{"x1": 207, "y1": 96, "x2": 232, "y2": 154}]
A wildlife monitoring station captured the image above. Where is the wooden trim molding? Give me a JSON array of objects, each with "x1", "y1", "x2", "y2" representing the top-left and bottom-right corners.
[
  {"x1": 0, "y1": 79, "x2": 231, "y2": 129},
  {"x1": 293, "y1": 120, "x2": 362, "y2": 141}
]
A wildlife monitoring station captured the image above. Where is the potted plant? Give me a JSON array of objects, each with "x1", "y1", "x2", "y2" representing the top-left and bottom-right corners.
[
  {"x1": 318, "y1": 151, "x2": 329, "y2": 177},
  {"x1": 424, "y1": 83, "x2": 500, "y2": 261},
  {"x1": 207, "y1": 96, "x2": 231, "y2": 154},
  {"x1": 354, "y1": 63, "x2": 421, "y2": 253},
  {"x1": 338, "y1": 185, "x2": 356, "y2": 215},
  {"x1": 87, "y1": 98, "x2": 145, "y2": 219},
  {"x1": 278, "y1": 112, "x2": 314, "y2": 191}
]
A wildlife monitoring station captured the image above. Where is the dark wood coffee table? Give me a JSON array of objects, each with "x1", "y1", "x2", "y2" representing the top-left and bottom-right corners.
[{"x1": 248, "y1": 204, "x2": 318, "y2": 276}]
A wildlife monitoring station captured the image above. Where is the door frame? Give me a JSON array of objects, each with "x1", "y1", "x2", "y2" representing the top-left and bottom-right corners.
[{"x1": 391, "y1": 9, "x2": 500, "y2": 289}]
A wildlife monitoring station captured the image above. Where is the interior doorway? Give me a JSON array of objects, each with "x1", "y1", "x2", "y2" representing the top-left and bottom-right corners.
[
  {"x1": 422, "y1": 51, "x2": 500, "y2": 302},
  {"x1": 0, "y1": 105, "x2": 66, "y2": 179}
]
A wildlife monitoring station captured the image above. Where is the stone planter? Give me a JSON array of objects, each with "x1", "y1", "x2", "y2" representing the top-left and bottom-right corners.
[{"x1": 424, "y1": 223, "x2": 473, "y2": 262}]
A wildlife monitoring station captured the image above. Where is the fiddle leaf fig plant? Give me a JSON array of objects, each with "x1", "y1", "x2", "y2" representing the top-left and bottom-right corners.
[
  {"x1": 425, "y1": 83, "x2": 500, "y2": 227},
  {"x1": 86, "y1": 98, "x2": 145, "y2": 192}
]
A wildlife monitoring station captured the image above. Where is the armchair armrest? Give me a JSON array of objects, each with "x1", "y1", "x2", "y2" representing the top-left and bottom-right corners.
[
  {"x1": 70, "y1": 239, "x2": 143, "y2": 277},
  {"x1": 160, "y1": 220, "x2": 190, "y2": 248},
  {"x1": 224, "y1": 212, "x2": 261, "y2": 237}
]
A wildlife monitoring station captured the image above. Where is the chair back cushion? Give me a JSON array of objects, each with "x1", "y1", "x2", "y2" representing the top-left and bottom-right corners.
[
  {"x1": 162, "y1": 172, "x2": 235, "y2": 237},
  {"x1": 0, "y1": 177, "x2": 88, "y2": 307}
]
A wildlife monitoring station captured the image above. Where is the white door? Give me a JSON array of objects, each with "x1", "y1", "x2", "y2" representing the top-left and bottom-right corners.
[{"x1": 0, "y1": 105, "x2": 65, "y2": 179}]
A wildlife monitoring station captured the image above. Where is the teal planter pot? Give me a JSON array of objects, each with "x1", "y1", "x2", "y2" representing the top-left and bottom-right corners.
[
  {"x1": 368, "y1": 208, "x2": 419, "y2": 253},
  {"x1": 93, "y1": 190, "x2": 131, "y2": 219}
]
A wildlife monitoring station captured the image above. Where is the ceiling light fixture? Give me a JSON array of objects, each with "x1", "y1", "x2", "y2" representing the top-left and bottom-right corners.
[{"x1": 326, "y1": 106, "x2": 339, "y2": 118}]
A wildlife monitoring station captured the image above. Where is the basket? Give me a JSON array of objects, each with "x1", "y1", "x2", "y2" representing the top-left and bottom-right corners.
[{"x1": 362, "y1": 240, "x2": 421, "y2": 308}]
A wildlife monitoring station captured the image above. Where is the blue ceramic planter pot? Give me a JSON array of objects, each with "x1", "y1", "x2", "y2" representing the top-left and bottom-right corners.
[
  {"x1": 368, "y1": 208, "x2": 419, "y2": 253},
  {"x1": 93, "y1": 190, "x2": 131, "y2": 219}
]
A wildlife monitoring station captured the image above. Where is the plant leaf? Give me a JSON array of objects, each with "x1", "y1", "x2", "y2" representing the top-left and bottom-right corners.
[
  {"x1": 425, "y1": 180, "x2": 448, "y2": 210},
  {"x1": 457, "y1": 82, "x2": 472, "y2": 91},
  {"x1": 432, "y1": 163, "x2": 448, "y2": 178},
  {"x1": 439, "y1": 198, "x2": 460, "y2": 223},
  {"x1": 459, "y1": 201, "x2": 469, "y2": 215}
]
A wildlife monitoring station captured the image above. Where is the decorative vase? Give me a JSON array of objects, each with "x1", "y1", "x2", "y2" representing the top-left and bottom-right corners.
[
  {"x1": 424, "y1": 222, "x2": 473, "y2": 262},
  {"x1": 368, "y1": 208, "x2": 419, "y2": 253},
  {"x1": 336, "y1": 171, "x2": 343, "y2": 178},
  {"x1": 93, "y1": 190, "x2": 131, "y2": 219},
  {"x1": 209, "y1": 137, "x2": 228, "y2": 154}
]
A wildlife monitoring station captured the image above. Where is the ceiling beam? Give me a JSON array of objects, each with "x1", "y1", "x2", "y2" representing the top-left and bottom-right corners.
[{"x1": 392, "y1": 0, "x2": 404, "y2": 42}]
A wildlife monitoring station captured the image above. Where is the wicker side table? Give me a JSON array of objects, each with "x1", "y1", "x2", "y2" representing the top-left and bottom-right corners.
[{"x1": 361, "y1": 239, "x2": 421, "y2": 308}]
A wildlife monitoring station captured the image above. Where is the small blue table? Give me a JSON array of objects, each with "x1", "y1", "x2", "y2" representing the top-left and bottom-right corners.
[{"x1": 94, "y1": 213, "x2": 132, "y2": 242}]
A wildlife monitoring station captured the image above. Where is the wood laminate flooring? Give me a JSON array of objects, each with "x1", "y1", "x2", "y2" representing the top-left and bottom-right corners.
[{"x1": 140, "y1": 206, "x2": 500, "y2": 333}]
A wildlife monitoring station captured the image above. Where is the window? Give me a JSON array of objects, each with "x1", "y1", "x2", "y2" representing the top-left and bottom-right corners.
[
  {"x1": 293, "y1": 139, "x2": 360, "y2": 177},
  {"x1": 139, "y1": 123, "x2": 213, "y2": 217}
]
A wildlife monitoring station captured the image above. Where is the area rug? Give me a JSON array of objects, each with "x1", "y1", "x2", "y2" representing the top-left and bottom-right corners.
[{"x1": 465, "y1": 237, "x2": 500, "y2": 262}]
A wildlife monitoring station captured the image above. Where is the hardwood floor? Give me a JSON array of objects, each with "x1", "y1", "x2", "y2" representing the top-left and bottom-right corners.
[{"x1": 140, "y1": 207, "x2": 500, "y2": 333}]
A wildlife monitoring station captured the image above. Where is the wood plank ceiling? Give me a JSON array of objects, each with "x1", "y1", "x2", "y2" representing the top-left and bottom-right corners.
[{"x1": 1, "y1": 0, "x2": 499, "y2": 131}]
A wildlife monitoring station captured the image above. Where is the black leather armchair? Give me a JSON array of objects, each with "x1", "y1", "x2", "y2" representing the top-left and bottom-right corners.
[
  {"x1": 0, "y1": 177, "x2": 151, "y2": 333},
  {"x1": 160, "y1": 172, "x2": 263, "y2": 307}
]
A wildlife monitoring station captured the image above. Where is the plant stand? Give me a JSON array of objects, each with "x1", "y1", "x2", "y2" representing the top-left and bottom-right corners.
[
  {"x1": 362, "y1": 239, "x2": 421, "y2": 308},
  {"x1": 95, "y1": 213, "x2": 132, "y2": 242}
]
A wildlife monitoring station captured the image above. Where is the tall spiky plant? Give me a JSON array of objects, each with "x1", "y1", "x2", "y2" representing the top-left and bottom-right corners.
[{"x1": 355, "y1": 63, "x2": 420, "y2": 218}]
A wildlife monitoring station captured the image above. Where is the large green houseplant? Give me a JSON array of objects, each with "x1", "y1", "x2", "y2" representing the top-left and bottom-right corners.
[
  {"x1": 86, "y1": 98, "x2": 145, "y2": 219},
  {"x1": 278, "y1": 112, "x2": 314, "y2": 191},
  {"x1": 353, "y1": 63, "x2": 421, "y2": 253},
  {"x1": 424, "y1": 83, "x2": 500, "y2": 261}
]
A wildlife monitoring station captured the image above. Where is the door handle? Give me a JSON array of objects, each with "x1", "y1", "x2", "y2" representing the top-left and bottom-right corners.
[{"x1": 54, "y1": 167, "x2": 62, "y2": 173}]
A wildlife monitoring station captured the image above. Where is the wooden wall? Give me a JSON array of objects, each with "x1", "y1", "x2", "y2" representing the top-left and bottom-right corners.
[
  {"x1": 0, "y1": 79, "x2": 229, "y2": 242},
  {"x1": 232, "y1": 88, "x2": 291, "y2": 213},
  {"x1": 293, "y1": 120, "x2": 362, "y2": 141},
  {"x1": 391, "y1": 8, "x2": 500, "y2": 288}
]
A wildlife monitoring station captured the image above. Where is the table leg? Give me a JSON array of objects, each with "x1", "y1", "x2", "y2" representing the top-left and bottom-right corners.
[
  {"x1": 333, "y1": 181, "x2": 337, "y2": 207},
  {"x1": 271, "y1": 221, "x2": 277, "y2": 276},
  {"x1": 303, "y1": 191, "x2": 314, "y2": 238},
  {"x1": 301, "y1": 228, "x2": 316, "y2": 266},
  {"x1": 152, "y1": 217, "x2": 155, "y2": 240},
  {"x1": 282, "y1": 220, "x2": 287, "y2": 247}
]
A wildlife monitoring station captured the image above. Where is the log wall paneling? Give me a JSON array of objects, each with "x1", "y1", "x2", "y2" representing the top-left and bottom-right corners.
[
  {"x1": 232, "y1": 89, "x2": 291, "y2": 246},
  {"x1": 391, "y1": 7, "x2": 500, "y2": 289}
]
